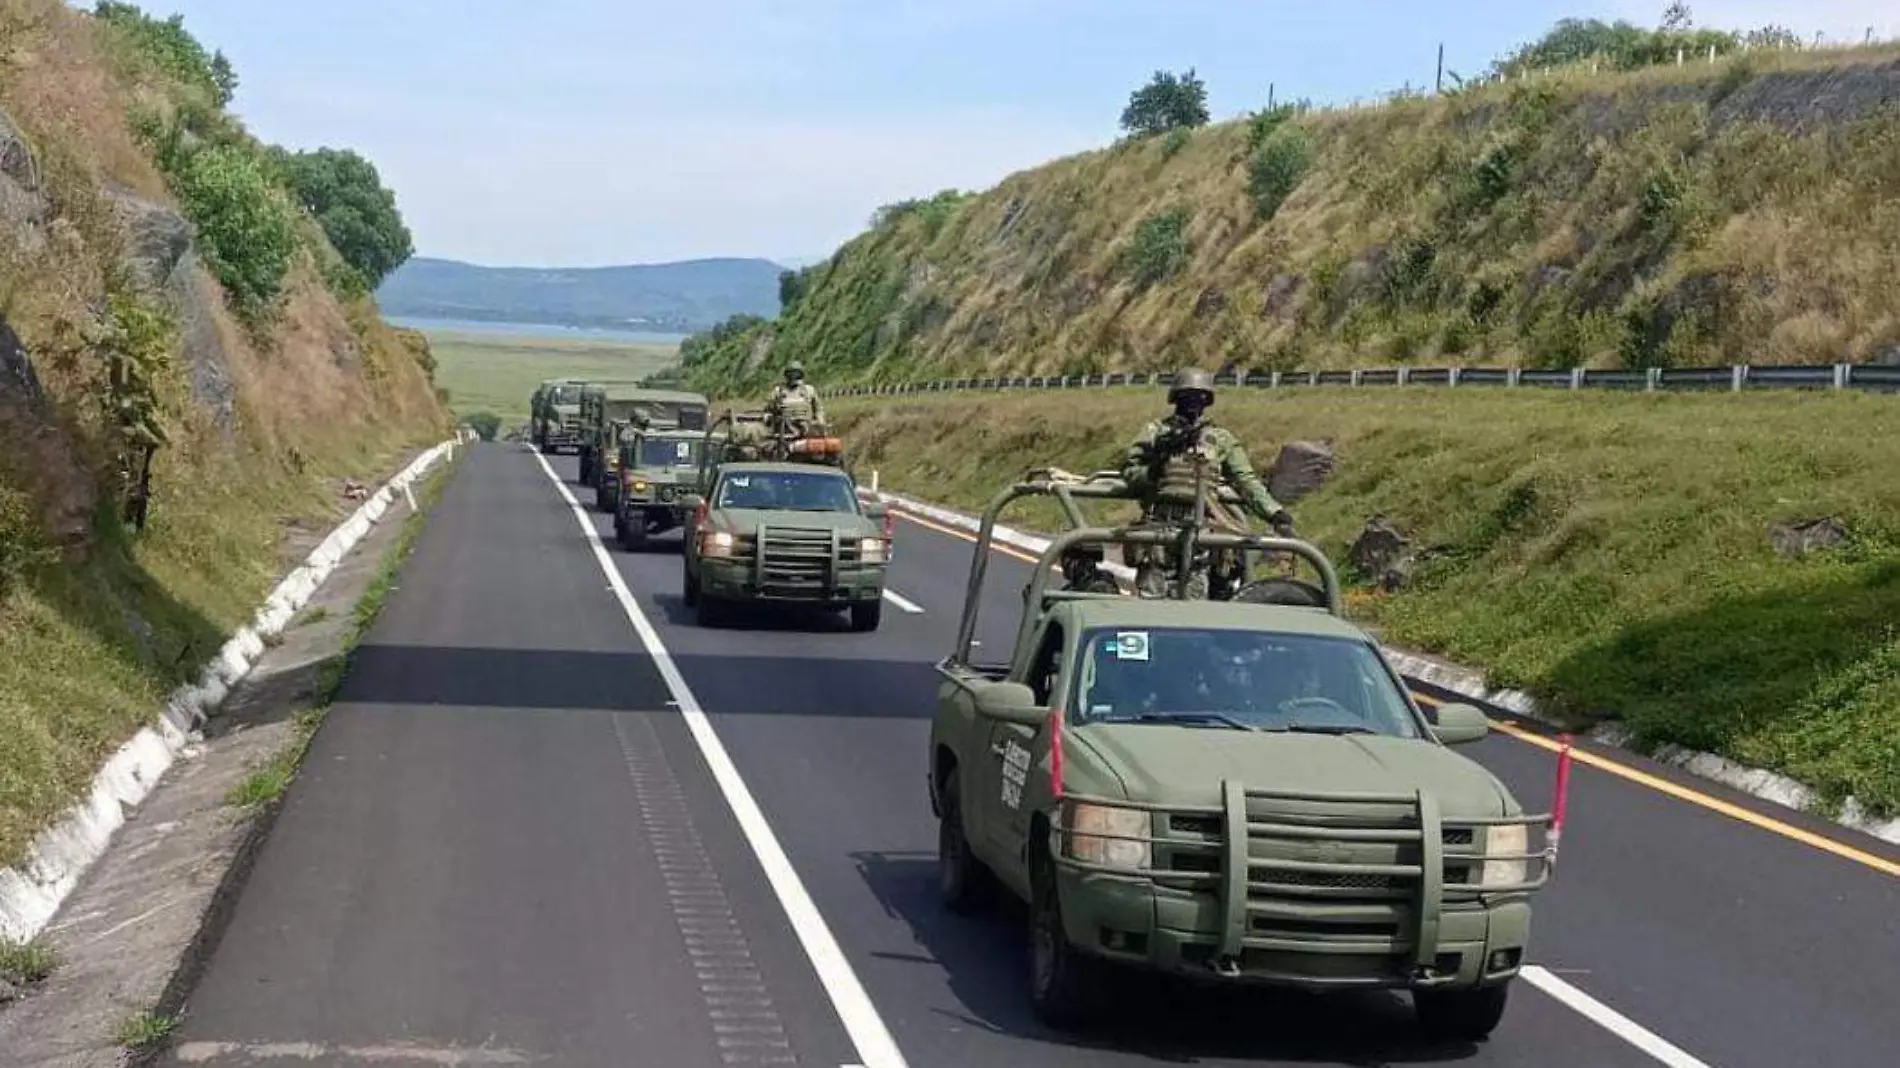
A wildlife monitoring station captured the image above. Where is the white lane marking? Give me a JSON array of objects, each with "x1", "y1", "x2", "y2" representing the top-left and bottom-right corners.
[
  {"x1": 532, "y1": 450, "x2": 909, "y2": 1068},
  {"x1": 880, "y1": 588, "x2": 924, "y2": 614},
  {"x1": 1521, "y1": 966, "x2": 1717, "y2": 1068}
]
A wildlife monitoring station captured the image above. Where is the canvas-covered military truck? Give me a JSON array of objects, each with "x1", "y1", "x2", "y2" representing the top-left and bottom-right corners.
[
  {"x1": 926, "y1": 471, "x2": 1557, "y2": 1037},
  {"x1": 613, "y1": 423, "x2": 720, "y2": 551},
  {"x1": 531, "y1": 378, "x2": 587, "y2": 453},
  {"x1": 578, "y1": 385, "x2": 709, "y2": 490},
  {"x1": 677, "y1": 419, "x2": 892, "y2": 629}
]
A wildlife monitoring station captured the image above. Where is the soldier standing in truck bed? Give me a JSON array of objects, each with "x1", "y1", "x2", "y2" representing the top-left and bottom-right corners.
[
  {"x1": 1121, "y1": 368, "x2": 1294, "y2": 599},
  {"x1": 768, "y1": 361, "x2": 825, "y2": 436}
]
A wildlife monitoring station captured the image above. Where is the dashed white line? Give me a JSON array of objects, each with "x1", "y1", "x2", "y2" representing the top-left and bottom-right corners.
[
  {"x1": 880, "y1": 588, "x2": 924, "y2": 614},
  {"x1": 532, "y1": 450, "x2": 909, "y2": 1068},
  {"x1": 1521, "y1": 967, "x2": 1716, "y2": 1068}
]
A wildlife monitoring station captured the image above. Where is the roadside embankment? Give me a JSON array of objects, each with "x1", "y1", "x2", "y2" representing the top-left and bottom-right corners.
[{"x1": 833, "y1": 388, "x2": 1900, "y2": 819}]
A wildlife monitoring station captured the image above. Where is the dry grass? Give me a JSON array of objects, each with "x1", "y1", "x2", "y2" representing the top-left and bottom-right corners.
[
  {"x1": 0, "y1": 0, "x2": 446, "y2": 864},
  {"x1": 834, "y1": 388, "x2": 1900, "y2": 816},
  {"x1": 688, "y1": 44, "x2": 1900, "y2": 393}
]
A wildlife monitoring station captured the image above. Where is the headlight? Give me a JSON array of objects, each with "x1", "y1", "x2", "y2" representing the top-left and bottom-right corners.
[
  {"x1": 699, "y1": 531, "x2": 737, "y2": 558},
  {"x1": 1480, "y1": 823, "x2": 1529, "y2": 887},
  {"x1": 859, "y1": 537, "x2": 889, "y2": 564},
  {"x1": 1067, "y1": 803, "x2": 1151, "y2": 871},
  {"x1": 632, "y1": 480, "x2": 649, "y2": 493}
]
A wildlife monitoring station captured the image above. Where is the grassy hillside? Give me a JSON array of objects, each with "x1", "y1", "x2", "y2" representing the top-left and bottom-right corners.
[
  {"x1": 0, "y1": 1, "x2": 446, "y2": 865},
  {"x1": 426, "y1": 328, "x2": 678, "y2": 426},
  {"x1": 377, "y1": 256, "x2": 786, "y2": 334},
  {"x1": 682, "y1": 42, "x2": 1900, "y2": 394},
  {"x1": 835, "y1": 390, "x2": 1900, "y2": 817}
]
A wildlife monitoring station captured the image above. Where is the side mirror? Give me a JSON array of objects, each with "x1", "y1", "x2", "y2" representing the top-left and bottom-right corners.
[
  {"x1": 862, "y1": 501, "x2": 887, "y2": 520},
  {"x1": 1430, "y1": 702, "x2": 1491, "y2": 745},
  {"x1": 976, "y1": 681, "x2": 1050, "y2": 728}
]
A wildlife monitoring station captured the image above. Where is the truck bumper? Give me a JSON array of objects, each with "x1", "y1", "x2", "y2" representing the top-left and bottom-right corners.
[
  {"x1": 698, "y1": 558, "x2": 886, "y2": 604},
  {"x1": 623, "y1": 501, "x2": 687, "y2": 530},
  {"x1": 1054, "y1": 867, "x2": 1531, "y2": 991}
]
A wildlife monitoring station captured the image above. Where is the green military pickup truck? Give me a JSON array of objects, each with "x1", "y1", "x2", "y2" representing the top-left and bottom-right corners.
[
  {"x1": 679, "y1": 455, "x2": 893, "y2": 631},
  {"x1": 531, "y1": 378, "x2": 586, "y2": 454},
  {"x1": 926, "y1": 472, "x2": 1555, "y2": 1037},
  {"x1": 613, "y1": 422, "x2": 717, "y2": 551}
]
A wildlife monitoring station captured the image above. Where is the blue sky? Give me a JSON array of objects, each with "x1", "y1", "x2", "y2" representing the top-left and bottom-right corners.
[{"x1": 127, "y1": 1, "x2": 1898, "y2": 268}]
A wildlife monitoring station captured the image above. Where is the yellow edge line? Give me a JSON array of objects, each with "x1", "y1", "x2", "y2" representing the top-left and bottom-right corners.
[{"x1": 890, "y1": 507, "x2": 1900, "y2": 879}]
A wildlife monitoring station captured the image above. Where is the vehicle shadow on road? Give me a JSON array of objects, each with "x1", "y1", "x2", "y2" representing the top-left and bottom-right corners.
[
  {"x1": 851, "y1": 851, "x2": 1481, "y2": 1065},
  {"x1": 648, "y1": 591, "x2": 862, "y2": 634}
]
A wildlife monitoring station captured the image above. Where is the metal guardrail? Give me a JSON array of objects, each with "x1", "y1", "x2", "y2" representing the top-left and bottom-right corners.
[{"x1": 823, "y1": 362, "x2": 1900, "y2": 398}]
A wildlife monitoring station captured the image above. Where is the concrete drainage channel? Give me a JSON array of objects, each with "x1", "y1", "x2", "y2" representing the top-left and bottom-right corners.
[
  {"x1": 859, "y1": 483, "x2": 1900, "y2": 850},
  {"x1": 0, "y1": 433, "x2": 471, "y2": 1065}
]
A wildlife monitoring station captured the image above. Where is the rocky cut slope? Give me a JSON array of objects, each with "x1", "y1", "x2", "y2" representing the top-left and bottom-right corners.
[
  {"x1": 682, "y1": 43, "x2": 1900, "y2": 394},
  {"x1": 0, "y1": 1, "x2": 445, "y2": 866}
]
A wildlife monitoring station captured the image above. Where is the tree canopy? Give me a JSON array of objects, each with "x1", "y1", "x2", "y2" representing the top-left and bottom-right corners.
[
  {"x1": 1119, "y1": 69, "x2": 1211, "y2": 137},
  {"x1": 273, "y1": 147, "x2": 415, "y2": 290}
]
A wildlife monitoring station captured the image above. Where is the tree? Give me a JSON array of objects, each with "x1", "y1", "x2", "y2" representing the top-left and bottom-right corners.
[
  {"x1": 275, "y1": 147, "x2": 415, "y2": 290},
  {"x1": 778, "y1": 268, "x2": 806, "y2": 313},
  {"x1": 1119, "y1": 69, "x2": 1210, "y2": 138}
]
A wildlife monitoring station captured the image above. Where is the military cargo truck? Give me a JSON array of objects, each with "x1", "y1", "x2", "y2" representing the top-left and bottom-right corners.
[
  {"x1": 613, "y1": 423, "x2": 719, "y2": 551},
  {"x1": 578, "y1": 385, "x2": 708, "y2": 491},
  {"x1": 926, "y1": 471, "x2": 1556, "y2": 1036},
  {"x1": 531, "y1": 378, "x2": 586, "y2": 453},
  {"x1": 678, "y1": 413, "x2": 891, "y2": 629}
]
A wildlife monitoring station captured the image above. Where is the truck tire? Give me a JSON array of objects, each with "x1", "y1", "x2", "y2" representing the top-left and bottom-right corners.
[
  {"x1": 1413, "y1": 982, "x2": 1510, "y2": 1042},
  {"x1": 1029, "y1": 852, "x2": 1104, "y2": 1028},
  {"x1": 682, "y1": 567, "x2": 700, "y2": 606},
  {"x1": 625, "y1": 515, "x2": 649, "y2": 552},
  {"x1": 938, "y1": 778, "x2": 990, "y2": 913},
  {"x1": 849, "y1": 598, "x2": 883, "y2": 632}
]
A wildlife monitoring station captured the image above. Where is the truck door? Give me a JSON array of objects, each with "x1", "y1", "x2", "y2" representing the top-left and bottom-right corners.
[{"x1": 981, "y1": 619, "x2": 1064, "y2": 873}]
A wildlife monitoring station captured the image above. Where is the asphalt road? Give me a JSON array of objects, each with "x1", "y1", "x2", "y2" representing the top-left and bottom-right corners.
[{"x1": 166, "y1": 443, "x2": 1900, "y2": 1068}]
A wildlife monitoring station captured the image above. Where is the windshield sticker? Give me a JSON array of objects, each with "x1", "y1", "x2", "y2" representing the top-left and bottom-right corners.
[
  {"x1": 675, "y1": 441, "x2": 692, "y2": 460},
  {"x1": 1113, "y1": 631, "x2": 1150, "y2": 662},
  {"x1": 727, "y1": 475, "x2": 750, "y2": 488}
]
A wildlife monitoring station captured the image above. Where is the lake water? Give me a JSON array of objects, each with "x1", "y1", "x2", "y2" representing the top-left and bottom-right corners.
[{"x1": 389, "y1": 316, "x2": 690, "y2": 345}]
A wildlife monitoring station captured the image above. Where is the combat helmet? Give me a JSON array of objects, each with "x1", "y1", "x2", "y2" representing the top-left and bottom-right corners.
[
  {"x1": 785, "y1": 360, "x2": 806, "y2": 379},
  {"x1": 1168, "y1": 367, "x2": 1216, "y2": 407}
]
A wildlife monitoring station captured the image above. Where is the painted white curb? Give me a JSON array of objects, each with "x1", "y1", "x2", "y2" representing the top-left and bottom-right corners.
[
  {"x1": 0, "y1": 435, "x2": 468, "y2": 944},
  {"x1": 861, "y1": 484, "x2": 1900, "y2": 847}
]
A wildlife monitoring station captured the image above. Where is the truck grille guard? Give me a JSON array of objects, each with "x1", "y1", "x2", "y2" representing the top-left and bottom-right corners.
[
  {"x1": 1049, "y1": 784, "x2": 1553, "y2": 979},
  {"x1": 746, "y1": 522, "x2": 876, "y2": 598}
]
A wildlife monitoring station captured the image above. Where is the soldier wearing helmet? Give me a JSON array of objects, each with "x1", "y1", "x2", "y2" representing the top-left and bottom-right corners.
[
  {"x1": 768, "y1": 360, "x2": 825, "y2": 437},
  {"x1": 1121, "y1": 368, "x2": 1294, "y2": 598}
]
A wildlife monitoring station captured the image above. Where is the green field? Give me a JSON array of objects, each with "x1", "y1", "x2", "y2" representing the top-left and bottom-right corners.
[{"x1": 425, "y1": 329, "x2": 681, "y2": 426}]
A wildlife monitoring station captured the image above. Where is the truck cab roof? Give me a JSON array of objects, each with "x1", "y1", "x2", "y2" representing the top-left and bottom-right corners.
[{"x1": 1041, "y1": 596, "x2": 1367, "y2": 643}]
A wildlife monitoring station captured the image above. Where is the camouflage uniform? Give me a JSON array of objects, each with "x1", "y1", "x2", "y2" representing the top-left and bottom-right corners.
[
  {"x1": 768, "y1": 361, "x2": 824, "y2": 434},
  {"x1": 1121, "y1": 368, "x2": 1291, "y2": 599}
]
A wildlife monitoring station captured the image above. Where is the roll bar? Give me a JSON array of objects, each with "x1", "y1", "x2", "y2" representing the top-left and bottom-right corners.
[{"x1": 949, "y1": 471, "x2": 1344, "y2": 667}]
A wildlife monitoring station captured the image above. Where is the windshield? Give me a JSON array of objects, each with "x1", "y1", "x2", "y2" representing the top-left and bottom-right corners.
[
  {"x1": 1069, "y1": 627, "x2": 1421, "y2": 737},
  {"x1": 640, "y1": 437, "x2": 702, "y2": 467},
  {"x1": 549, "y1": 385, "x2": 580, "y2": 405},
  {"x1": 715, "y1": 470, "x2": 858, "y2": 512}
]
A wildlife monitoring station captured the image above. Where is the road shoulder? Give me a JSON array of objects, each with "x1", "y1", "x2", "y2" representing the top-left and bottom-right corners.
[{"x1": 0, "y1": 457, "x2": 458, "y2": 1068}]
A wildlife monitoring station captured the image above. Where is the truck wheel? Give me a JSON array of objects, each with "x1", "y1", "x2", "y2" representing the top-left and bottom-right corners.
[
  {"x1": 1414, "y1": 982, "x2": 1510, "y2": 1042},
  {"x1": 682, "y1": 567, "x2": 700, "y2": 606},
  {"x1": 938, "y1": 779, "x2": 989, "y2": 913},
  {"x1": 626, "y1": 517, "x2": 649, "y2": 552},
  {"x1": 1029, "y1": 855, "x2": 1103, "y2": 1028},
  {"x1": 696, "y1": 593, "x2": 727, "y2": 628},
  {"x1": 849, "y1": 599, "x2": 883, "y2": 632}
]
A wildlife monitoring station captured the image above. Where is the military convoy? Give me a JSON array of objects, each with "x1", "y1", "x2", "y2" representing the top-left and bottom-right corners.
[
  {"x1": 925, "y1": 469, "x2": 1556, "y2": 1038},
  {"x1": 676, "y1": 405, "x2": 893, "y2": 630}
]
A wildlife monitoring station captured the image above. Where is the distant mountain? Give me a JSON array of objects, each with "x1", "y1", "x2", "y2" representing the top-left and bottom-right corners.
[{"x1": 375, "y1": 256, "x2": 787, "y2": 333}]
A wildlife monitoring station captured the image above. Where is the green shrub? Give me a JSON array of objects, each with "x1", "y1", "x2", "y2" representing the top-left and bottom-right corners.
[
  {"x1": 172, "y1": 144, "x2": 297, "y2": 317},
  {"x1": 1247, "y1": 125, "x2": 1315, "y2": 220},
  {"x1": 0, "y1": 478, "x2": 53, "y2": 597},
  {"x1": 1119, "y1": 207, "x2": 1193, "y2": 288},
  {"x1": 464, "y1": 411, "x2": 502, "y2": 441},
  {"x1": 1161, "y1": 128, "x2": 1192, "y2": 160},
  {"x1": 272, "y1": 147, "x2": 414, "y2": 290}
]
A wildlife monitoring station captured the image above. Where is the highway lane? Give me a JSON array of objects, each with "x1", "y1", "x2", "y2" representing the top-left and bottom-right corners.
[
  {"x1": 163, "y1": 443, "x2": 858, "y2": 1067},
  {"x1": 162, "y1": 444, "x2": 1900, "y2": 1067},
  {"x1": 568, "y1": 452, "x2": 1672, "y2": 1067}
]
